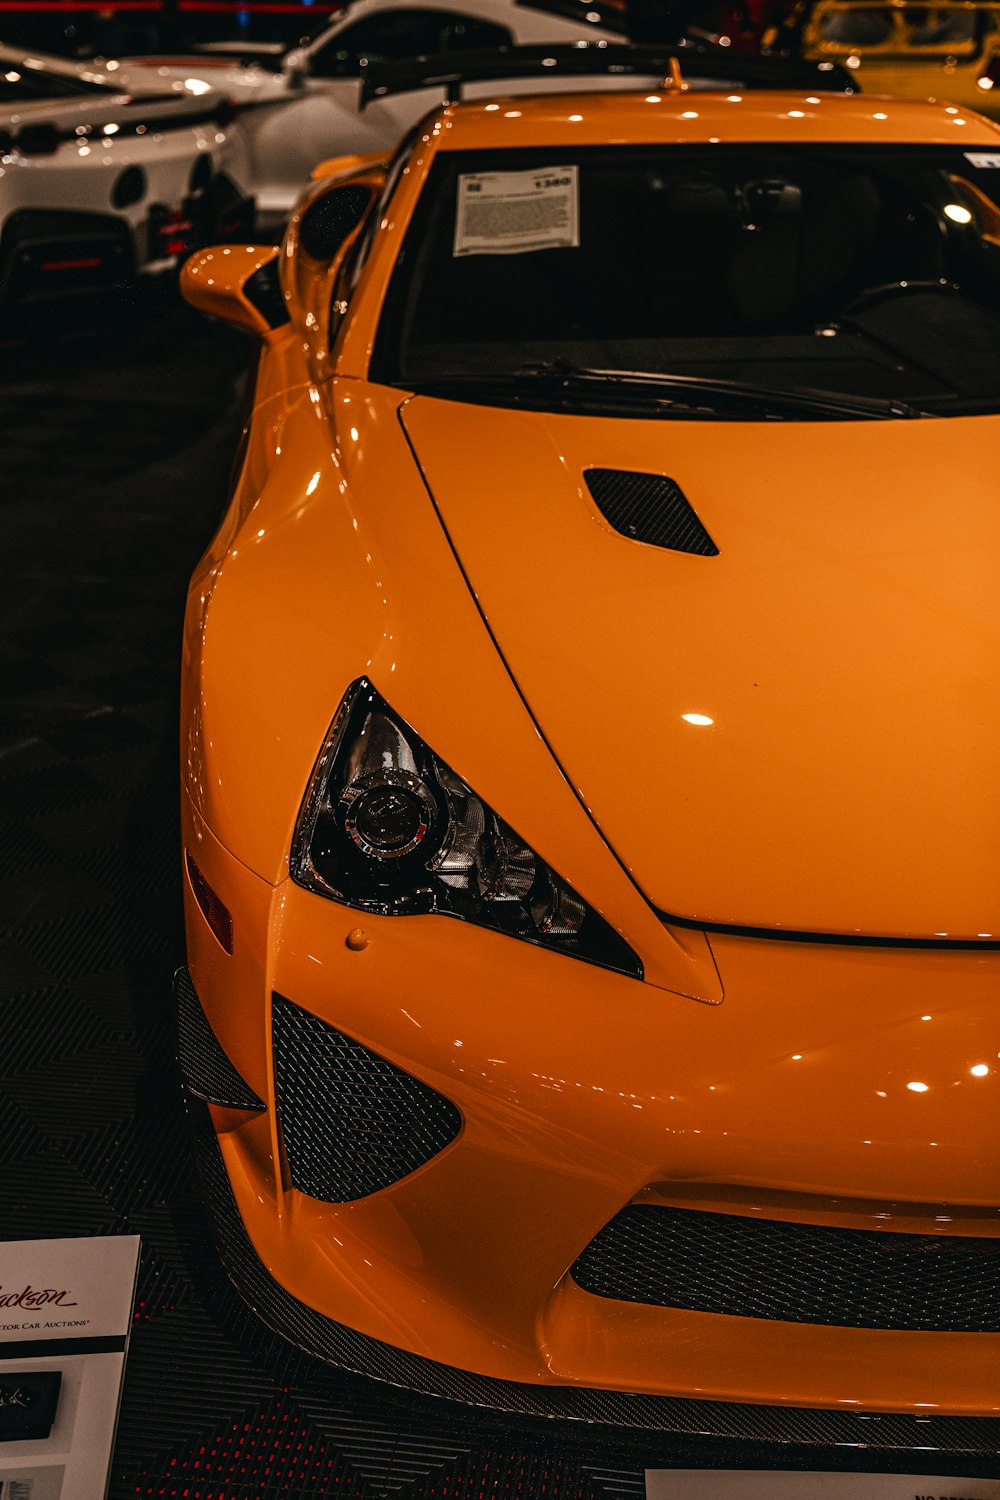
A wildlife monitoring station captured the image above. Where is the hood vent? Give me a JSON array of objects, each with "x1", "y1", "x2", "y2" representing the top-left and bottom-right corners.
[{"x1": 584, "y1": 469, "x2": 719, "y2": 556}]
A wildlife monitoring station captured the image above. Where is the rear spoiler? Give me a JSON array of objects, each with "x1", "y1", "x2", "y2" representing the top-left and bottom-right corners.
[{"x1": 360, "y1": 40, "x2": 857, "y2": 107}]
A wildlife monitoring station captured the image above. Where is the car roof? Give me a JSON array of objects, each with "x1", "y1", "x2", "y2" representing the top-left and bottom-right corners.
[{"x1": 424, "y1": 88, "x2": 1000, "y2": 147}]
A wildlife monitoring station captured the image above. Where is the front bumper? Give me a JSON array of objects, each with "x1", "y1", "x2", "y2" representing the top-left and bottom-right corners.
[
  {"x1": 180, "y1": 801, "x2": 1000, "y2": 1435},
  {"x1": 0, "y1": 208, "x2": 135, "y2": 301},
  {"x1": 0, "y1": 174, "x2": 253, "y2": 303},
  {"x1": 183, "y1": 1077, "x2": 1000, "y2": 1455}
]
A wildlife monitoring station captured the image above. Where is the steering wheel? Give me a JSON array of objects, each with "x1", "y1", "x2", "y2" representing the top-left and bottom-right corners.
[{"x1": 838, "y1": 279, "x2": 960, "y2": 317}]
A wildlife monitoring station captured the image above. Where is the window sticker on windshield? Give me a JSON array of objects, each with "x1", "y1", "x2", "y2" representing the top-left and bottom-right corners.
[
  {"x1": 453, "y1": 166, "x2": 579, "y2": 256},
  {"x1": 965, "y1": 152, "x2": 1000, "y2": 169}
]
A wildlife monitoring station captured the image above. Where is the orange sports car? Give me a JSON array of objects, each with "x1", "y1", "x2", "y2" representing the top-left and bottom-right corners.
[{"x1": 175, "y1": 42, "x2": 1000, "y2": 1450}]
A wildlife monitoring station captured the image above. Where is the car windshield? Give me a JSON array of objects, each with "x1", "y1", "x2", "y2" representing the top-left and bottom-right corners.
[{"x1": 373, "y1": 142, "x2": 1000, "y2": 419}]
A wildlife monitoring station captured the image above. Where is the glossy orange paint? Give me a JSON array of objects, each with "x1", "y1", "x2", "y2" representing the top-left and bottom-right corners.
[
  {"x1": 310, "y1": 150, "x2": 390, "y2": 182},
  {"x1": 180, "y1": 243, "x2": 285, "y2": 341},
  {"x1": 180, "y1": 86, "x2": 1000, "y2": 1417},
  {"x1": 183, "y1": 831, "x2": 1000, "y2": 1405},
  {"x1": 401, "y1": 398, "x2": 1000, "y2": 939}
]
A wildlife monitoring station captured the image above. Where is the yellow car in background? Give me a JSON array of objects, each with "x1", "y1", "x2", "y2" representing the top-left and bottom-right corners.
[
  {"x1": 175, "y1": 41, "x2": 1000, "y2": 1458},
  {"x1": 795, "y1": 0, "x2": 1000, "y2": 117}
]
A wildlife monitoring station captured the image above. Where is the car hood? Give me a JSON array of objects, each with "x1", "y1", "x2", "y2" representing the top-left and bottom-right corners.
[{"x1": 400, "y1": 397, "x2": 1000, "y2": 941}]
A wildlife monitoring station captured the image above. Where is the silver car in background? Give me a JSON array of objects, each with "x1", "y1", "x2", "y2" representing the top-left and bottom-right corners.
[
  {"x1": 115, "y1": 0, "x2": 619, "y2": 218},
  {"x1": 0, "y1": 46, "x2": 253, "y2": 302}
]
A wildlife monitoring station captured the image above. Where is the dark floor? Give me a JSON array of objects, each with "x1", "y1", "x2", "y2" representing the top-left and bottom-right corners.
[{"x1": 2, "y1": 284, "x2": 998, "y2": 1498}]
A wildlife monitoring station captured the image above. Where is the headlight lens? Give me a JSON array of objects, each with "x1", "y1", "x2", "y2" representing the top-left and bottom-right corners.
[{"x1": 291, "y1": 680, "x2": 641, "y2": 978}]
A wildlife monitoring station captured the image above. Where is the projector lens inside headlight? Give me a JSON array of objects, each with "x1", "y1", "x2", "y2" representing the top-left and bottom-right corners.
[
  {"x1": 291, "y1": 679, "x2": 641, "y2": 978},
  {"x1": 340, "y1": 771, "x2": 436, "y2": 859}
]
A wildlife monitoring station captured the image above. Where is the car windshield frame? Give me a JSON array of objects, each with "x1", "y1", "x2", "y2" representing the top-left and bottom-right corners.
[{"x1": 369, "y1": 139, "x2": 1000, "y2": 421}]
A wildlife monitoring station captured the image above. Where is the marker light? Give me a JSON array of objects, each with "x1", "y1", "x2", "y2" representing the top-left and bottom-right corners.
[{"x1": 185, "y1": 850, "x2": 233, "y2": 953}]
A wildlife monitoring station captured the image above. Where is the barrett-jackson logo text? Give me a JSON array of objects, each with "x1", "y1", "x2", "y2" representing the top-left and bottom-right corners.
[{"x1": 0, "y1": 1286, "x2": 78, "y2": 1309}]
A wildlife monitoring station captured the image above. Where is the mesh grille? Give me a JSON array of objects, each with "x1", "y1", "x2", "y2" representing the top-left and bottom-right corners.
[
  {"x1": 571, "y1": 1204, "x2": 1000, "y2": 1332},
  {"x1": 174, "y1": 966, "x2": 265, "y2": 1111},
  {"x1": 271, "y1": 993, "x2": 461, "y2": 1201},
  {"x1": 584, "y1": 470, "x2": 719, "y2": 556},
  {"x1": 190, "y1": 1106, "x2": 1000, "y2": 1451},
  {"x1": 298, "y1": 184, "x2": 372, "y2": 261}
]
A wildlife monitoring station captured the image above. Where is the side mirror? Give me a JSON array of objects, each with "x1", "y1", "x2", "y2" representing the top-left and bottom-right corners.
[{"x1": 180, "y1": 243, "x2": 288, "y2": 337}]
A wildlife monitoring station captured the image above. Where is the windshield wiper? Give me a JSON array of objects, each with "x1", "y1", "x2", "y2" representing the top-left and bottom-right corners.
[{"x1": 407, "y1": 361, "x2": 928, "y2": 420}]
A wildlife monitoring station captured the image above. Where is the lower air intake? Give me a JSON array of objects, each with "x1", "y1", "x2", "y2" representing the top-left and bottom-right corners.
[
  {"x1": 584, "y1": 469, "x2": 719, "y2": 555},
  {"x1": 571, "y1": 1203, "x2": 1000, "y2": 1332},
  {"x1": 271, "y1": 993, "x2": 461, "y2": 1201}
]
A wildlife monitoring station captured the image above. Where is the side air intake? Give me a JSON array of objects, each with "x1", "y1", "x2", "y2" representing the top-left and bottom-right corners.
[
  {"x1": 584, "y1": 469, "x2": 719, "y2": 556},
  {"x1": 272, "y1": 993, "x2": 462, "y2": 1201}
]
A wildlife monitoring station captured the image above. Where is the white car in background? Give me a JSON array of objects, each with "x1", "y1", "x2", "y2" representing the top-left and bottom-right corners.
[
  {"x1": 115, "y1": 0, "x2": 620, "y2": 217},
  {"x1": 0, "y1": 45, "x2": 253, "y2": 302}
]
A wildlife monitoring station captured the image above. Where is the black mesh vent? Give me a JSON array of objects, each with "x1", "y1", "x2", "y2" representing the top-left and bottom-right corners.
[
  {"x1": 174, "y1": 966, "x2": 265, "y2": 1111},
  {"x1": 584, "y1": 469, "x2": 719, "y2": 555},
  {"x1": 271, "y1": 993, "x2": 461, "y2": 1201},
  {"x1": 571, "y1": 1204, "x2": 1000, "y2": 1332},
  {"x1": 298, "y1": 184, "x2": 372, "y2": 261}
]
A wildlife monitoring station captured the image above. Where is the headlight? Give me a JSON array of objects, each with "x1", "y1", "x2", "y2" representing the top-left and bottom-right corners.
[{"x1": 291, "y1": 680, "x2": 642, "y2": 978}]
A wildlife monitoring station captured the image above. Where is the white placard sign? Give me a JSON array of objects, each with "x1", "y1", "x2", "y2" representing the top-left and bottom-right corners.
[
  {"x1": 964, "y1": 152, "x2": 1000, "y2": 169},
  {"x1": 453, "y1": 166, "x2": 579, "y2": 256},
  {"x1": 0, "y1": 1237, "x2": 140, "y2": 1500},
  {"x1": 646, "y1": 1471, "x2": 1000, "y2": 1500}
]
